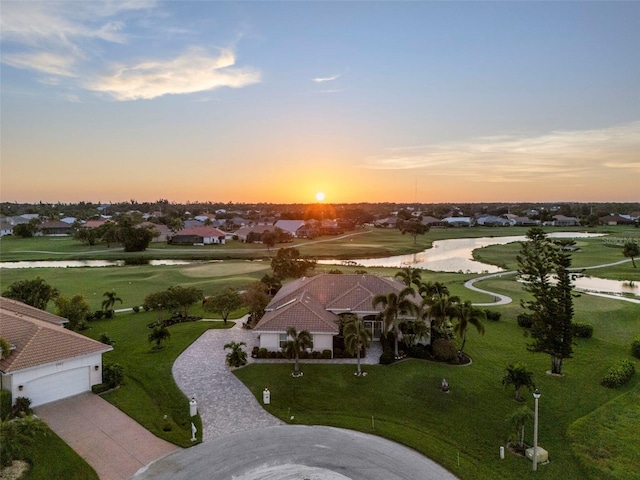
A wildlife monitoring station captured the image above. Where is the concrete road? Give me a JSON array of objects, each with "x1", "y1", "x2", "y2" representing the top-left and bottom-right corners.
[{"x1": 133, "y1": 425, "x2": 458, "y2": 480}]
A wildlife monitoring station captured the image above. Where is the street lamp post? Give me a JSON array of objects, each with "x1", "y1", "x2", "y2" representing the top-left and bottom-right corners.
[{"x1": 532, "y1": 388, "x2": 541, "y2": 471}]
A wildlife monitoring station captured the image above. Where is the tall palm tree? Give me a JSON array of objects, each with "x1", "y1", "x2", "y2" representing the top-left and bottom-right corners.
[
  {"x1": 283, "y1": 327, "x2": 313, "y2": 376},
  {"x1": 452, "y1": 300, "x2": 486, "y2": 354},
  {"x1": 343, "y1": 315, "x2": 372, "y2": 375},
  {"x1": 394, "y1": 267, "x2": 422, "y2": 289},
  {"x1": 102, "y1": 291, "x2": 123, "y2": 316},
  {"x1": 372, "y1": 287, "x2": 416, "y2": 358}
]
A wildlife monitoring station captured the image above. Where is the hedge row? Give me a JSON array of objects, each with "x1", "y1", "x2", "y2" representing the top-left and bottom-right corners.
[{"x1": 601, "y1": 360, "x2": 636, "y2": 388}]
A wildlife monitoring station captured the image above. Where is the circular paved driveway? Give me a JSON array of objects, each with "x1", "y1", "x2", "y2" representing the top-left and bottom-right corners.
[
  {"x1": 133, "y1": 425, "x2": 458, "y2": 480},
  {"x1": 145, "y1": 319, "x2": 458, "y2": 479}
]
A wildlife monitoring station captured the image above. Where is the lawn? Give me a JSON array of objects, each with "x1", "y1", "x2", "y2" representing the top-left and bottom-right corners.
[{"x1": 235, "y1": 288, "x2": 640, "y2": 480}]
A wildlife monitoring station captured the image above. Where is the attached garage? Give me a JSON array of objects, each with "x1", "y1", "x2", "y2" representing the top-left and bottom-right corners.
[{"x1": 0, "y1": 298, "x2": 112, "y2": 407}]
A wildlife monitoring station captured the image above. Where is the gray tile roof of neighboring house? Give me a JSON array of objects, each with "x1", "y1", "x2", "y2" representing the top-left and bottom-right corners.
[
  {"x1": 234, "y1": 225, "x2": 277, "y2": 236},
  {"x1": 38, "y1": 220, "x2": 71, "y2": 229},
  {"x1": 174, "y1": 226, "x2": 227, "y2": 237},
  {"x1": 0, "y1": 299, "x2": 112, "y2": 373}
]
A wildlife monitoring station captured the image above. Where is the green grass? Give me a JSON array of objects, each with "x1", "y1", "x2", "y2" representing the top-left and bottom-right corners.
[
  {"x1": 83, "y1": 311, "x2": 231, "y2": 447},
  {"x1": 23, "y1": 428, "x2": 99, "y2": 480},
  {"x1": 235, "y1": 288, "x2": 640, "y2": 479}
]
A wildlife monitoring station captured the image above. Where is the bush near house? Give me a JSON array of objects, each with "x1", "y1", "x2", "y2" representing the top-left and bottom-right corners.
[
  {"x1": 601, "y1": 360, "x2": 636, "y2": 388},
  {"x1": 573, "y1": 322, "x2": 594, "y2": 338},
  {"x1": 516, "y1": 313, "x2": 533, "y2": 328}
]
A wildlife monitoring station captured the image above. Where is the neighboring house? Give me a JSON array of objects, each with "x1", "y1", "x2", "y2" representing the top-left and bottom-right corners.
[
  {"x1": 599, "y1": 214, "x2": 635, "y2": 226},
  {"x1": 0, "y1": 219, "x2": 13, "y2": 237},
  {"x1": 0, "y1": 298, "x2": 112, "y2": 407},
  {"x1": 83, "y1": 219, "x2": 110, "y2": 229},
  {"x1": 194, "y1": 213, "x2": 217, "y2": 223},
  {"x1": 183, "y1": 219, "x2": 204, "y2": 229},
  {"x1": 234, "y1": 225, "x2": 277, "y2": 242},
  {"x1": 254, "y1": 274, "x2": 424, "y2": 357},
  {"x1": 550, "y1": 215, "x2": 580, "y2": 227},
  {"x1": 274, "y1": 220, "x2": 306, "y2": 237},
  {"x1": 374, "y1": 217, "x2": 398, "y2": 228},
  {"x1": 37, "y1": 220, "x2": 73, "y2": 236},
  {"x1": 443, "y1": 217, "x2": 472, "y2": 227},
  {"x1": 421, "y1": 216, "x2": 447, "y2": 227},
  {"x1": 60, "y1": 217, "x2": 77, "y2": 224},
  {"x1": 507, "y1": 216, "x2": 538, "y2": 227},
  {"x1": 169, "y1": 226, "x2": 227, "y2": 245},
  {"x1": 476, "y1": 215, "x2": 512, "y2": 227},
  {"x1": 141, "y1": 222, "x2": 171, "y2": 242}
]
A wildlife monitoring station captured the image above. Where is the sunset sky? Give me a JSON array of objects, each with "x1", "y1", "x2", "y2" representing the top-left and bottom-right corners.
[{"x1": 1, "y1": 1, "x2": 638, "y2": 204}]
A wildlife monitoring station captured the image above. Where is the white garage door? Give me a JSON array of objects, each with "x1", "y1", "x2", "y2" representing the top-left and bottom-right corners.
[{"x1": 25, "y1": 367, "x2": 90, "y2": 407}]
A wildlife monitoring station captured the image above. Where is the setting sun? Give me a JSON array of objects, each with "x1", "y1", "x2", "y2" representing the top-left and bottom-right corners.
[{"x1": 316, "y1": 192, "x2": 325, "y2": 202}]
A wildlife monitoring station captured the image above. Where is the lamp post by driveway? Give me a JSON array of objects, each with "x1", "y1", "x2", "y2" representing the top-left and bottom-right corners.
[{"x1": 532, "y1": 388, "x2": 541, "y2": 471}]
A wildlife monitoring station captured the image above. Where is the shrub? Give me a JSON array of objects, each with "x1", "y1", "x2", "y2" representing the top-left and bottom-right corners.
[
  {"x1": 12, "y1": 397, "x2": 32, "y2": 417},
  {"x1": 632, "y1": 334, "x2": 640, "y2": 359},
  {"x1": 299, "y1": 350, "x2": 309, "y2": 359},
  {"x1": 517, "y1": 314, "x2": 533, "y2": 328},
  {"x1": 103, "y1": 363, "x2": 124, "y2": 388},
  {"x1": 276, "y1": 351, "x2": 284, "y2": 359},
  {"x1": 334, "y1": 347, "x2": 343, "y2": 358},
  {"x1": 573, "y1": 322, "x2": 594, "y2": 338},
  {"x1": 93, "y1": 310, "x2": 105, "y2": 320},
  {"x1": 322, "y1": 349, "x2": 332, "y2": 359},
  {"x1": 92, "y1": 383, "x2": 111, "y2": 394},
  {"x1": 99, "y1": 333, "x2": 114, "y2": 345},
  {"x1": 258, "y1": 348, "x2": 268, "y2": 359},
  {"x1": 268, "y1": 351, "x2": 277, "y2": 359},
  {"x1": 251, "y1": 346, "x2": 260, "y2": 358},
  {"x1": 0, "y1": 390, "x2": 12, "y2": 421},
  {"x1": 379, "y1": 350, "x2": 396, "y2": 365},
  {"x1": 408, "y1": 344, "x2": 428, "y2": 359},
  {"x1": 132, "y1": 306, "x2": 140, "y2": 313},
  {"x1": 601, "y1": 360, "x2": 636, "y2": 388},
  {"x1": 432, "y1": 338, "x2": 458, "y2": 362},
  {"x1": 484, "y1": 310, "x2": 502, "y2": 321}
]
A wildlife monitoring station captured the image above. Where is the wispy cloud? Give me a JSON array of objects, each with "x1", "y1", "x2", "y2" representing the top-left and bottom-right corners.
[
  {"x1": 0, "y1": 1, "x2": 260, "y2": 100},
  {"x1": 313, "y1": 73, "x2": 341, "y2": 83},
  {"x1": 363, "y1": 122, "x2": 640, "y2": 184},
  {"x1": 85, "y1": 47, "x2": 261, "y2": 101}
]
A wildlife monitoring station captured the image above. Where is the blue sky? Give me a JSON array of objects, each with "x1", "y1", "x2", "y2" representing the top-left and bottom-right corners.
[{"x1": 1, "y1": 1, "x2": 638, "y2": 204}]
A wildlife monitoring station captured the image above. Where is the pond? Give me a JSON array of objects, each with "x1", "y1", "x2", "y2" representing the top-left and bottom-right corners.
[
  {"x1": 0, "y1": 259, "x2": 197, "y2": 269},
  {"x1": 320, "y1": 232, "x2": 605, "y2": 274}
]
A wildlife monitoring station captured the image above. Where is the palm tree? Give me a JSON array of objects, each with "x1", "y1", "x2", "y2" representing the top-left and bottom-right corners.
[
  {"x1": 283, "y1": 327, "x2": 313, "y2": 376},
  {"x1": 372, "y1": 287, "x2": 416, "y2": 358},
  {"x1": 343, "y1": 315, "x2": 372, "y2": 375},
  {"x1": 102, "y1": 291, "x2": 123, "y2": 316},
  {"x1": 148, "y1": 324, "x2": 171, "y2": 349},
  {"x1": 507, "y1": 406, "x2": 534, "y2": 452},
  {"x1": 452, "y1": 300, "x2": 486, "y2": 355},
  {"x1": 420, "y1": 284, "x2": 458, "y2": 340},
  {"x1": 224, "y1": 341, "x2": 248, "y2": 368},
  {"x1": 394, "y1": 267, "x2": 422, "y2": 289},
  {"x1": 502, "y1": 362, "x2": 536, "y2": 402}
]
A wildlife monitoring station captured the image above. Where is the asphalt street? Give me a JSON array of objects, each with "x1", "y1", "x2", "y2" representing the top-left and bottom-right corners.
[{"x1": 132, "y1": 425, "x2": 459, "y2": 480}]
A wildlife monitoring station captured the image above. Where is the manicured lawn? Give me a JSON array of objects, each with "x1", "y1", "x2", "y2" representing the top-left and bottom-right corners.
[
  {"x1": 83, "y1": 311, "x2": 233, "y2": 447},
  {"x1": 235, "y1": 289, "x2": 640, "y2": 480},
  {"x1": 23, "y1": 428, "x2": 99, "y2": 480}
]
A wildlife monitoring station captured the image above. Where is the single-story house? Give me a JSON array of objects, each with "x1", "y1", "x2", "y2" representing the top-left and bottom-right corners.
[
  {"x1": 0, "y1": 219, "x2": 13, "y2": 237},
  {"x1": 421, "y1": 216, "x2": 447, "y2": 227},
  {"x1": 598, "y1": 214, "x2": 635, "y2": 226},
  {"x1": 374, "y1": 217, "x2": 398, "y2": 228},
  {"x1": 0, "y1": 298, "x2": 112, "y2": 407},
  {"x1": 37, "y1": 220, "x2": 74, "y2": 236},
  {"x1": 141, "y1": 222, "x2": 172, "y2": 242},
  {"x1": 83, "y1": 219, "x2": 110, "y2": 229},
  {"x1": 476, "y1": 215, "x2": 512, "y2": 227},
  {"x1": 234, "y1": 225, "x2": 278, "y2": 242},
  {"x1": 254, "y1": 274, "x2": 424, "y2": 357},
  {"x1": 274, "y1": 220, "x2": 307, "y2": 237},
  {"x1": 443, "y1": 217, "x2": 472, "y2": 227},
  {"x1": 550, "y1": 215, "x2": 580, "y2": 227},
  {"x1": 194, "y1": 213, "x2": 217, "y2": 223},
  {"x1": 169, "y1": 226, "x2": 227, "y2": 245}
]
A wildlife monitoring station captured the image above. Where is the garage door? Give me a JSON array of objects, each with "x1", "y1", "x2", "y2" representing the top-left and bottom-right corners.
[{"x1": 25, "y1": 367, "x2": 90, "y2": 407}]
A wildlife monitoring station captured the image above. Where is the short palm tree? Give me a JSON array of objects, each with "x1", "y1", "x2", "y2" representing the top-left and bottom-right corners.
[
  {"x1": 102, "y1": 291, "x2": 123, "y2": 316},
  {"x1": 224, "y1": 341, "x2": 248, "y2": 368},
  {"x1": 508, "y1": 405, "x2": 534, "y2": 451},
  {"x1": 452, "y1": 300, "x2": 486, "y2": 354},
  {"x1": 343, "y1": 315, "x2": 372, "y2": 375},
  {"x1": 283, "y1": 327, "x2": 313, "y2": 376},
  {"x1": 502, "y1": 362, "x2": 536, "y2": 401},
  {"x1": 148, "y1": 324, "x2": 171, "y2": 349},
  {"x1": 394, "y1": 267, "x2": 422, "y2": 289},
  {"x1": 373, "y1": 287, "x2": 416, "y2": 358}
]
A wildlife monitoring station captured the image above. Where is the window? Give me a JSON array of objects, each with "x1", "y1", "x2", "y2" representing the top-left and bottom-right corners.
[{"x1": 279, "y1": 333, "x2": 288, "y2": 350}]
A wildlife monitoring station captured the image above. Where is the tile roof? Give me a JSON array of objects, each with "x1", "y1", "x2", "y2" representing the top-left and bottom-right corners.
[
  {"x1": 255, "y1": 274, "x2": 419, "y2": 333},
  {"x1": 174, "y1": 226, "x2": 227, "y2": 237},
  {"x1": 0, "y1": 298, "x2": 67, "y2": 325},
  {"x1": 0, "y1": 299, "x2": 112, "y2": 374}
]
